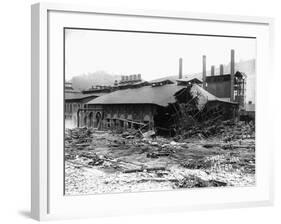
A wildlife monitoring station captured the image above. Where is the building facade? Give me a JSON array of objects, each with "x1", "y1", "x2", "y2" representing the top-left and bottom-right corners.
[{"x1": 64, "y1": 82, "x2": 103, "y2": 128}]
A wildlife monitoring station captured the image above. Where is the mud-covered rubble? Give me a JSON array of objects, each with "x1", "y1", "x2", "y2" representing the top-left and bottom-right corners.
[
  {"x1": 181, "y1": 119, "x2": 255, "y2": 140},
  {"x1": 64, "y1": 120, "x2": 255, "y2": 195}
]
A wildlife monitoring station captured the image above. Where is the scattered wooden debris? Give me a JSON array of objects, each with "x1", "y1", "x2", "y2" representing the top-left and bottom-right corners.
[
  {"x1": 147, "y1": 152, "x2": 170, "y2": 158},
  {"x1": 174, "y1": 175, "x2": 227, "y2": 188},
  {"x1": 181, "y1": 159, "x2": 213, "y2": 170},
  {"x1": 65, "y1": 120, "x2": 255, "y2": 195},
  {"x1": 123, "y1": 167, "x2": 166, "y2": 173}
]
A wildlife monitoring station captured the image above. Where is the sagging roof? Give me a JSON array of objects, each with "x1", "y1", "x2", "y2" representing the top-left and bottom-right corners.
[{"x1": 87, "y1": 84, "x2": 185, "y2": 107}]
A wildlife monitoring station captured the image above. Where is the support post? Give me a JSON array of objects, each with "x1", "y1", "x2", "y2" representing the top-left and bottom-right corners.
[{"x1": 77, "y1": 109, "x2": 80, "y2": 127}]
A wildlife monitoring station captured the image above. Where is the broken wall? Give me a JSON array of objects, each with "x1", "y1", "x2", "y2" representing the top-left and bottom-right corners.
[{"x1": 153, "y1": 85, "x2": 239, "y2": 135}]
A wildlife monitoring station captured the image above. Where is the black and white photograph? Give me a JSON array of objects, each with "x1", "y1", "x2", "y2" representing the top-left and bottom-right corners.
[{"x1": 64, "y1": 28, "x2": 256, "y2": 195}]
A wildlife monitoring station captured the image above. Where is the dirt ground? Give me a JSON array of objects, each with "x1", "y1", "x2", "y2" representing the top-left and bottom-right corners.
[{"x1": 64, "y1": 122, "x2": 255, "y2": 195}]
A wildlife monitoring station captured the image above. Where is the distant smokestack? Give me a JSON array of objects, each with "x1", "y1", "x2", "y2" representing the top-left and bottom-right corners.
[
  {"x1": 220, "y1": 64, "x2": 224, "y2": 75},
  {"x1": 230, "y1": 49, "x2": 235, "y2": 101},
  {"x1": 202, "y1": 55, "x2": 207, "y2": 89},
  {"x1": 211, "y1": 66, "x2": 215, "y2": 76},
  {"x1": 179, "y1": 58, "x2": 183, "y2": 79}
]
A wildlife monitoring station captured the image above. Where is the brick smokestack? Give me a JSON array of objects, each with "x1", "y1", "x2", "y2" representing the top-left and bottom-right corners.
[
  {"x1": 179, "y1": 58, "x2": 183, "y2": 79},
  {"x1": 230, "y1": 49, "x2": 235, "y2": 101},
  {"x1": 220, "y1": 64, "x2": 224, "y2": 75},
  {"x1": 202, "y1": 55, "x2": 207, "y2": 89},
  {"x1": 211, "y1": 65, "x2": 215, "y2": 76}
]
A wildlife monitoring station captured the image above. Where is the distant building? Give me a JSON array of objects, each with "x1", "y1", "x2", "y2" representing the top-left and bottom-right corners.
[
  {"x1": 177, "y1": 51, "x2": 248, "y2": 108},
  {"x1": 64, "y1": 82, "x2": 105, "y2": 128},
  {"x1": 205, "y1": 71, "x2": 246, "y2": 106},
  {"x1": 117, "y1": 74, "x2": 149, "y2": 90},
  {"x1": 82, "y1": 85, "x2": 112, "y2": 94},
  {"x1": 201, "y1": 50, "x2": 246, "y2": 108},
  {"x1": 176, "y1": 76, "x2": 202, "y2": 86},
  {"x1": 149, "y1": 78, "x2": 174, "y2": 87}
]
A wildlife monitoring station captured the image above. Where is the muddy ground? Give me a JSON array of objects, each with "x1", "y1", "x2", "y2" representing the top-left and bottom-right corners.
[{"x1": 64, "y1": 121, "x2": 255, "y2": 195}]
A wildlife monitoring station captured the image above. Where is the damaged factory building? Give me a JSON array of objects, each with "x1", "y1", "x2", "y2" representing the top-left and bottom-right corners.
[{"x1": 77, "y1": 49, "x2": 246, "y2": 135}]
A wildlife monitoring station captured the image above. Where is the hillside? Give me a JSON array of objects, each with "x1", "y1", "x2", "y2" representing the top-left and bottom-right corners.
[{"x1": 70, "y1": 71, "x2": 121, "y2": 91}]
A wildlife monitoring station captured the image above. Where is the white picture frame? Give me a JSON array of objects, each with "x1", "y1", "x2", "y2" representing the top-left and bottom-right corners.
[{"x1": 31, "y1": 2, "x2": 274, "y2": 221}]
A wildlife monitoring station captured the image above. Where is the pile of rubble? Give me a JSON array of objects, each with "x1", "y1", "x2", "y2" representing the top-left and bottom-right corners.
[
  {"x1": 65, "y1": 127, "x2": 94, "y2": 149},
  {"x1": 182, "y1": 119, "x2": 255, "y2": 140},
  {"x1": 64, "y1": 119, "x2": 256, "y2": 195},
  {"x1": 174, "y1": 175, "x2": 227, "y2": 188}
]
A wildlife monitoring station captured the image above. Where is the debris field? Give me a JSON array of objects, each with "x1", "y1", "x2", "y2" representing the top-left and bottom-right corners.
[{"x1": 64, "y1": 120, "x2": 255, "y2": 195}]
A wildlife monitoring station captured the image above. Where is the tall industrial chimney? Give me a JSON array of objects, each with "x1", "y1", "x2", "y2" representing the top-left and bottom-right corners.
[
  {"x1": 230, "y1": 49, "x2": 235, "y2": 101},
  {"x1": 220, "y1": 64, "x2": 224, "y2": 75},
  {"x1": 202, "y1": 55, "x2": 207, "y2": 89},
  {"x1": 211, "y1": 66, "x2": 215, "y2": 76},
  {"x1": 179, "y1": 58, "x2": 183, "y2": 79}
]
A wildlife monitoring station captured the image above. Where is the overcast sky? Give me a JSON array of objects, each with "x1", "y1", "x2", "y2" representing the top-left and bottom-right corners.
[{"x1": 65, "y1": 28, "x2": 256, "y2": 81}]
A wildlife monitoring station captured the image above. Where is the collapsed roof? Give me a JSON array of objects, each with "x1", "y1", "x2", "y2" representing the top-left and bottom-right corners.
[{"x1": 188, "y1": 84, "x2": 237, "y2": 111}]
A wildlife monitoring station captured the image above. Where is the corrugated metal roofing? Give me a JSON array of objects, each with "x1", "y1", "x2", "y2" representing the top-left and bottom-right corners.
[{"x1": 87, "y1": 84, "x2": 185, "y2": 107}]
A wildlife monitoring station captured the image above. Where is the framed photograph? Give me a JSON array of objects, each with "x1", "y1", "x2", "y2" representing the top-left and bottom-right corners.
[{"x1": 31, "y1": 2, "x2": 274, "y2": 221}]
